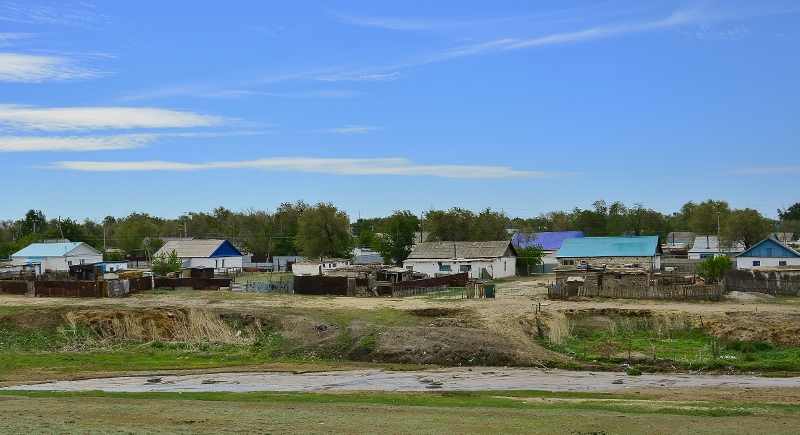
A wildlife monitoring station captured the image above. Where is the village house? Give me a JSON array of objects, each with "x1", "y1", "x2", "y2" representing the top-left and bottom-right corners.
[
  {"x1": 687, "y1": 235, "x2": 745, "y2": 259},
  {"x1": 154, "y1": 239, "x2": 243, "y2": 273},
  {"x1": 555, "y1": 236, "x2": 662, "y2": 290},
  {"x1": 11, "y1": 242, "x2": 103, "y2": 275},
  {"x1": 735, "y1": 236, "x2": 800, "y2": 269},
  {"x1": 403, "y1": 241, "x2": 517, "y2": 279}
]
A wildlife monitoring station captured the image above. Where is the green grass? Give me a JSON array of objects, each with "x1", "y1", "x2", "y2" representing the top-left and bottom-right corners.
[{"x1": 539, "y1": 313, "x2": 800, "y2": 372}]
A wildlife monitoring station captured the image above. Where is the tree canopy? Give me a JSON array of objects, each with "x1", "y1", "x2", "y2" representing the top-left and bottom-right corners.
[
  {"x1": 372, "y1": 211, "x2": 419, "y2": 265},
  {"x1": 294, "y1": 202, "x2": 354, "y2": 259}
]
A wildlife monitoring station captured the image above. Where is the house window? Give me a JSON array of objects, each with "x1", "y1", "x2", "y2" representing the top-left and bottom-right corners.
[
  {"x1": 779, "y1": 261, "x2": 787, "y2": 266},
  {"x1": 563, "y1": 260, "x2": 574, "y2": 266},
  {"x1": 406, "y1": 266, "x2": 413, "y2": 270},
  {"x1": 459, "y1": 265, "x2": 472, "y2": 272},
  {"x1": 752, "y1": 261, "x2": 761, "y2": 267},
  {"x1": 439, "y1": 265, "x2": 451, "y2": 272},
  {"x1": 700, "y1": 254, "x2": 710, "y2": 259},
  {"x1": 504, "y1": 261, "x2": 507, "y2": 271},
  {"x1": 67, "y1": 261, "x2": 72, "y2": 266},
  {"x1": 80, "y1": 259, "x2": 85, "y2": 264}
]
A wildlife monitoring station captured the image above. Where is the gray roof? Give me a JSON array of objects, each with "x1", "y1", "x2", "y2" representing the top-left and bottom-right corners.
[
  {"x1": 688, "y1": 235, "x2": 745, "y2": 253},
  {"x1": 406, "y1": 241, "x2": 516, "y2": 260}
]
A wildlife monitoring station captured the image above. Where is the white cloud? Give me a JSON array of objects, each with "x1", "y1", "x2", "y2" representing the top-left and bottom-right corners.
[
  {"x1": 0, "y1": 53, "x2": 104, "y2": 82},
  {"x1": 323, "y1": 125, "x2": 383, "y2": 134},
  {"x1": 0, "y1": 2, "x2": 117, "y2": 27},
  {"x1": 0, "y1": 105, "x2": 228, "y2": 131},
  {"x1": 0, "y1": 134, "x2": 157, "y2": 152},
  {"x1": 45, "y1": 157, "x2": 574, "y2": 179},
  {"x1": 0, "y1": 131, "x2": 264, "y2": 152}
]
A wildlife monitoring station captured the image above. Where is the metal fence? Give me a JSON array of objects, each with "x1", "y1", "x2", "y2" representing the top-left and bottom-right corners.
[
  {"x1": 392, "y1": 285, "x2": 461, "y2": 298},
  {"x1": 231, "y1": 280, "x2": 294, "y2": 294}
]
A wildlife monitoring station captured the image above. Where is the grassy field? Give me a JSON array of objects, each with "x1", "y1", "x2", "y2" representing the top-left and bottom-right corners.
[
  {"x1": 537, "y1": 311, "x2": 800, "y2": 373},
  {"x1": 0, "y1": 389, "x2": 799, "y2": 434}
]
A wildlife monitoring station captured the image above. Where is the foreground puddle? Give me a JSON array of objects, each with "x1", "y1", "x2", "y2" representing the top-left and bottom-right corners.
[{"x1": 6, "y1": 368, "x2": 800, "y2": 393}]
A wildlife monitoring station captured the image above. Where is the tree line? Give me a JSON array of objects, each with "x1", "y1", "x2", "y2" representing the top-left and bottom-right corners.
[{"x1": 1, "y1": 199, "x2": 796, "y2": 265}]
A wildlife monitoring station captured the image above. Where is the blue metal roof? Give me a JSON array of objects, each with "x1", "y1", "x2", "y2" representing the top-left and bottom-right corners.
[
  {"x1": 513, "y1": 231, "x2": 585, "y2": 250},
  {"x1": 12, "y1": 242, "x2": 90, "y2": 258},
  {"x1": 556, "y1": 236, "x2": 660, "y2": 258},
  {"x1": 738, "y1": 237, "x2": 800, "y2": 258}
]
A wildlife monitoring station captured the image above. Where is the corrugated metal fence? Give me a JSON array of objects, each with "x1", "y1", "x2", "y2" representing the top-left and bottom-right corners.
[{"x1": 231, "y1": 281, "x2": 294, "y2": 294}]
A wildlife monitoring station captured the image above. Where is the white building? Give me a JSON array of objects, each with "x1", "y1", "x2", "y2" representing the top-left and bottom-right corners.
[
  {"x1": 688, "y1": 235, "x2": 745, "y2": 259},
  {"x1": 154, "y1": 239, "x2": 243, "y2": 272},
  {"x1": 403, "y1": 241, "x2": 517, "y2": 279},
  {"x1": 292, "y1": 258, "x2": 352, "y2": 276},
  {"x1": 11, "y1": 242, "x2": 103, "y2": 275},
  {"x1": 736, "y1": 236, "x2": 800, "y2": 269}
]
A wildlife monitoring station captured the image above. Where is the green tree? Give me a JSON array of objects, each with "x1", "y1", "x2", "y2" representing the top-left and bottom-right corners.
[
  {"x1": 18, "y1": 209, "x2": 47, "y2": 237},
  {"x1": 424, "y1": 207, "x2": 474, "y2": 241},
  {"x1": 516, "y1": 244, "x2": 544, "y2": 275},
  {"x1": 151, "y1": 249, "x2": 183, "y2": 276},
  {"x1": 472, "y1": 208, "x2": 511, "y2": 241},
  {"x1": 685, "y1": 199, "x2": 731, "y2": 236},
  {"x1": 114, "y1": 212, "x2": 161, "y2": 256},
  {"x1": 295, "y1": 202, "x2": 354, "y2": 259},
  {"x1": 270, "y1": 200, "x2": 308, "y2": 256},
  {"x1": 722, "y1": 208, "x2": 774, "y2": 250},
  {"x1": 373, "y1": 210, "x2": 419, "y2": 265},
  {"x1": 697, "y1": 254, "x2": 733, "y2": 284},
  {"x1": 778, "y1": 203, "x2": 800, "y2": 221}
]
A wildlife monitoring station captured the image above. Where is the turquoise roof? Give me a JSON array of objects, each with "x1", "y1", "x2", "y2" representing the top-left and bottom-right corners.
[
  {"x1": 556, "y1": 236, "x2": 661, "y2": 258},
  {"x1": 12, "y1": 242, "x2": 93, "y2": 258}
]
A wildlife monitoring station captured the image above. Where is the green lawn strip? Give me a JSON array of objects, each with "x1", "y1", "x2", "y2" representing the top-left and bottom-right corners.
[
  {"x1": 541, "y1": 314, "x2": 800, "y2": 372},
  {"x1": 0, "y1": 389, "x2": 794, "y2": 417}
]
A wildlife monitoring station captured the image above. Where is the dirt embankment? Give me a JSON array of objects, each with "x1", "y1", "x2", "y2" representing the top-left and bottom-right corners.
[{"x1": 2, "y1": 274, "x2": 799, "y2": 369}]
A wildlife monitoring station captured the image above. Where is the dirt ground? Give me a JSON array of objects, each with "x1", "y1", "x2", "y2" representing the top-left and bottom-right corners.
[{"x1": 2, "y1": 274, "x2": 800, "y2": 404}]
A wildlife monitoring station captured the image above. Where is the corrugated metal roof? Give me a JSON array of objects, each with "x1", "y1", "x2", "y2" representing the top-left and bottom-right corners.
[
  {"x1": 12, "y1": 242, "x2": 93, "y2": 258},
  {"x1": 406, "y1": 241, "x2": 516, "y2": 259},
  {"x1": 688, "y1": 236, "x2": 745, "y2": 253},
  {"x1": 512, "y1": 231, "x2": 585, "y2": 250},
  {"x1": 155, "y1": 239, "x2": 241, "y2": 258},
  {"x1": 556, "y1": 236, "x2": 660, "y2": 258}
]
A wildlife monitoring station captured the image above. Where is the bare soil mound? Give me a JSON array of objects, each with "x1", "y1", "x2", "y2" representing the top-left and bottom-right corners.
[{"x1": 703, "y1": 311, "x2": 800, "y2": 348}]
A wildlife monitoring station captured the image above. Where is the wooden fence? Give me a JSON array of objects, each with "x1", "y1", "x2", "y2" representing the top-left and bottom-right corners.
[
  {"x1": 548, "y1": 282, "x2": 722, "y2": 301},
  {"x1": 725, "y1": 269, "x2": 800, "y2": 296}
]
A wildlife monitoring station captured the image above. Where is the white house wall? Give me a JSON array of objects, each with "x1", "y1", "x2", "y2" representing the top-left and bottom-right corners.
[
  {"x1": 736, "y1": 257, "x2": 800, "y2": 269},
  {"x1": 403, "y1": 257, "x2": 515, "y2": 279},
  {"x1": 183, "y1": 257, "x2": 243, "y2": 269}
]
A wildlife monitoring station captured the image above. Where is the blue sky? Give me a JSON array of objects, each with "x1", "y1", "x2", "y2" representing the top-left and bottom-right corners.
[{"x1": 1, "y1": 1, "x2": 798, "y2": 222}]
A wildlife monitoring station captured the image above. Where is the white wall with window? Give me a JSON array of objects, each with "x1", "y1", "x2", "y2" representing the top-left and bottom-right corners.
[{"x1": 403, "y1": 257, "x2": 514, "y2": 279}]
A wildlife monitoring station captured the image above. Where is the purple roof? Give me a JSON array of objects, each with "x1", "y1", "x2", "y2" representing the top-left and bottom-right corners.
[{"x1": 513, "y1": 231, "x2": 586, "y2": 250}]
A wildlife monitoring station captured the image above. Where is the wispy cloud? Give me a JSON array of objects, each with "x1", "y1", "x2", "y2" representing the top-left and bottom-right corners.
[
  {"x1": 0, "y1": 131, "x2": 263, "y2": 152},
  {"x1": 311, "y1": 71, "x2": 402, "y2": 82},
  {"x1": 0, "y1": 52, "x2": 105, "y2": 82},
  {"x1": 0, "y1": 32, "x2": 36, "y2": 47},
  {"x1": 201, "y1": 89, "x2": 363, "y2": 99},
  {"x1": 0, "y1": 1, "x2": 117, "y2": 27},
  {"x1": 0, "y1": 105, "x2": 228, "y2": 131},
  {"x1": 0, "y1": 133, "x2": 157, "y2": 152},
  {"x1": 44, "y1": 157, "x2": 574, "y2": 179},
  {"x1": 323, "y1": 125, "x2": 383, "y2": 134},
  {"x1": 729, "y1": 166, "x2": 800, "y2": 175}
]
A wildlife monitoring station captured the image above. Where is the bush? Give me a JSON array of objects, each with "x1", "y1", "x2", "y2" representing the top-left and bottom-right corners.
[{"x1": 627, "y1": 367, "x2": 642, "y2": 376}]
